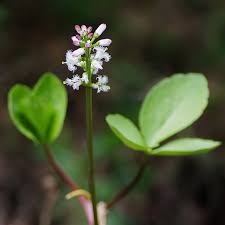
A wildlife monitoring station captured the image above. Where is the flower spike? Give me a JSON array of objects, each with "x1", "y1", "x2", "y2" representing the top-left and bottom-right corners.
[{"x1": 63, "y1": 24, "x2": 111, "y2": 93}]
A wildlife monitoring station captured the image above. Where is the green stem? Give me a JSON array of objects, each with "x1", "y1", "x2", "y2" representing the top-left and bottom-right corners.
[{"x1": 85, "y1": 48, "x2": 99, "y2": 225}]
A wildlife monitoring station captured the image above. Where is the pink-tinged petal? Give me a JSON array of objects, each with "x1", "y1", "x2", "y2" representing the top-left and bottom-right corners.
[
  {"x1": 94, "y1": 24, "x2": 106, "y2": 36},
  {"x1": 87, "y1": 26, "x2": 92, "y2": 33},
  {"x1": 88, "y1": 33, "x2": 93, "y2": 38},
  {"x1": 85, "y1": 42, "x2": 91, "y2": 48},
  {"x1": 81, "y1": 25, "x2": 87, "y2": 31},
  {"x1": 75, "y1": 25, "x2": 81, "y2": 33},
  {"x1": 98, "y1": 39, "x2": 112, "y2": 46},
  {"x1": 76, "y1": 35, "x2": 81, "y2": 40},
  {"x1": 71, "y1": 36, "x2": 80, "y2": 46}
]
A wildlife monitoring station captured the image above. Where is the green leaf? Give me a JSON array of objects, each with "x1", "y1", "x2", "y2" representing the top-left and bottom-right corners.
[
  {"x1": 139, "y1": 73, "x2": 209, "y2": 148},
  {"x1": 151, "y1": 138, "x2": 221, "y2": 156},
  {"x1": 106, "y1": 114, "x2": 148, "y2": 151},
  {"x1": 8, "y1": 73, "x2": 67, "y2": 144}
]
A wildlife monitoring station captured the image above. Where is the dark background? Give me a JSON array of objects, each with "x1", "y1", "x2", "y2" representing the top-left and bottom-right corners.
[{"x1": 0, "y1": 0, "x2": 225, "y2": 224}]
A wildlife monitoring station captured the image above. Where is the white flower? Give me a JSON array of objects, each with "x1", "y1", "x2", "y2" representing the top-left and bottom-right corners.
[
  {"x1": 91, "y1": 54, "x2": 103, "y2": 74},
  {"x1": 90, "y1": 46, "x2": 111, "y2": 74},
  {"x1": 63, "y1": 74, "x2": 89, "y2": 90},
  {"x1": 81, "y1": 73, "x2": 89, "y2": 84},
  {"x1": 92, "y1": 75, "x2": 110, "y2": 93},
  {"x1": 71, "y1": 75, "x2": 82, "y2": 90},
  {"x1": 63, "y1": 77, "x2": 74, "y2": 86},
  {"x1": 92, "y1": 59, "x2": 103, "y2": 70},
  {"x1": 94, "y1": 24, "x2": 106, "y2": 37},
  {"x1": 97, "y1": 39, "x2": 112, "y2": 47},
  {"x1": 63, "y1": 75, "x2": 81, "y2": 90},
  {"x1": 72, "y1": 48, "x2": 85, "y2": 57},
  {"x1": 97, "y1": 75, "x2": 108, "y2": 84},
  {"x1": 94, "y1": 46, "x2": 111, "y2": 62},
  {"x1": 62, "y1": 50, "x2": 80, "y2": 72}
]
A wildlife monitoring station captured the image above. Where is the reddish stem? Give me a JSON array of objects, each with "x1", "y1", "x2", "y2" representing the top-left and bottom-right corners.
[
  {"x1": 106, "y1": 162, "x2": 147, "y2": 209},
  {"x1": 43, "y1": 145, "x2": 94, "y2": 225}
]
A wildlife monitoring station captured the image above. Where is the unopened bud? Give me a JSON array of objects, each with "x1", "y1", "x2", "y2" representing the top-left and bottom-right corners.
[
  {"x1": 94, "y1": 24, "x2": 106, "y2": 37},
  {"x1": 98, "y1": 39, "x2": 112, "y2": 46},
  {"x1": 72, "y1": 48, "x2": 85, "y2": 57}
]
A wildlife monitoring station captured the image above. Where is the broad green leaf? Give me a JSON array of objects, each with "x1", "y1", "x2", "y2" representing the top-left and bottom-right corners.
[
  {"x1": 106, "y1": 114, "x2": 148, "y2": 151},
  {"x1": 151, "y1": 138, "x2": 221, "y2": 156},
  {"x1": 8, "y1": 73, "x2": 67, "y2": 144},
  {"x1": 139, "y1": 74, "x2": 209, "y2": 148}
]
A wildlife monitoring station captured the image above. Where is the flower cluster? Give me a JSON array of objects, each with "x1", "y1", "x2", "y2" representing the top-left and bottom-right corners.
[{"x1": 63, "y1": 24, "x2": 111, "y2": 93}]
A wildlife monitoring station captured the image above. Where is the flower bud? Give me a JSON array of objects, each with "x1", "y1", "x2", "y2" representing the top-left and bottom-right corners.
[
  {"x1": 94, "y1": 24, "x2": 106, "y2": 37},
  {"x1": 76, "y1": 35, "x2": 81, "y2": 40},
  {"x1": 75, "y1": 25, "x2": 81, "y2": 33},
  {"x1": 88, "y1": 33, "x2": 93, "y2": 38},
  {"x1": 98, "y1": 39, "x2": 112, "y2": 46},
  {"x1": 87, "y1": 26, "x2": 92, "y2": 33},
  {"x1": 81, "y1": 25, "x2": 87, "y2": 31},
  {"x1": 72, "y1": 48, "x2": 85, "y2": 57},
  {"x1": 71, "y1": 36, "x2": 80, "y2": 46},
  {"x1": 85, "y1": 42, "x2": 91, "y2": 48}
]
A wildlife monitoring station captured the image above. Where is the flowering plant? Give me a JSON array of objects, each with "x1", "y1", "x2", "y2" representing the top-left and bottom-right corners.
[
  {"x1": 63, "y1": 24, "x2": 111, "y2": 93},
  {"x1": 7, "y1": 24, "x2": 221, "y2": 225}
]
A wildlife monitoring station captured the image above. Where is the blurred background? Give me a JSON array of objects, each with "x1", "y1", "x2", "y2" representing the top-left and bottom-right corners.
[{"x1": 0, "y1": 0, "x2": 225, "y2": 224}]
